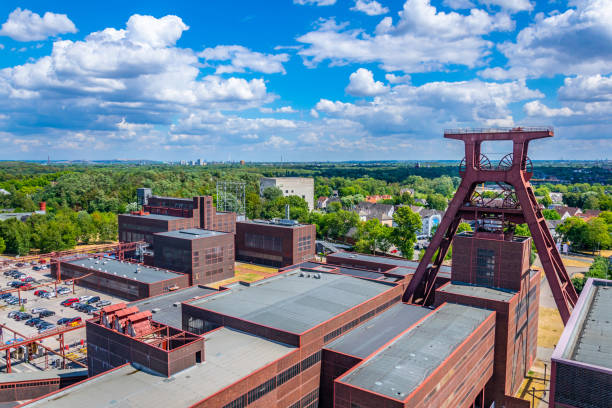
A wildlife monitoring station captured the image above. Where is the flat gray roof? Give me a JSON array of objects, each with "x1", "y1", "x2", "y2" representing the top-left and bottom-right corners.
[
  {"x1": 155, "y1": 228, "x2": 228, "y2": 240},
  {"x1": 25, "y1": 328, "x2": 295, "y2": 408},
  {"x1": 329, "y1": 252, "x2": 452, "y2": 278},
  {"x1": 65, "y1": 257, "x2": 184, "y2": 284},
  {"x1": 120, "y1": 213, "x2": 184, "y2": 221},
  {"x1": 439, "y1": 282, "x2": 516, "y2": 302},
  {"x1": 339, "y1": 303, "x2": 493, "y2": 400},
  {"x1": 129, "y1": 286, "x2": 218, "y2": 329},
  {"x1": 284, "y1": 261, "x2": 403, "y2": 282},
  {"x1": 557, "y1": 280, "x2": 612, "y2": 369},
  {"x1": 238, "y1": 219, "x2": 307, "y2": 228},
  {"x1": 0, "y1": 369, "x2": 87, "y2": 384},
  {"x1": 189, "y1": 270, "x2": 394, "y2": 334},
  {"x1": 326, "y1": 304, "x2": 432, "y2": 358}
]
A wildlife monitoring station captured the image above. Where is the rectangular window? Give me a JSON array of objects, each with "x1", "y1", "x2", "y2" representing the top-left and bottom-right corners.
[{"x1": 476, "y1": 248, "x2": 495, "y2": 287}]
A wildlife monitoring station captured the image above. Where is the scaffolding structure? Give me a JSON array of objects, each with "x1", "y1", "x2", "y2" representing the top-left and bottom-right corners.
[{"x1": 216, "y1": 180, "x2": 246, "y2": 216}]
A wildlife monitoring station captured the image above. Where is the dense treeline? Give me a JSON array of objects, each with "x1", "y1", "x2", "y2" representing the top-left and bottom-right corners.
[{"x1": 0, "y1": 161, "x2": 610, "y2": 256}]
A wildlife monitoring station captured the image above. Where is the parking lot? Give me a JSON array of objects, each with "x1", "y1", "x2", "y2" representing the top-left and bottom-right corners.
[{"x1": 0, "y1": 262, "x2": 127, "y2": 373}]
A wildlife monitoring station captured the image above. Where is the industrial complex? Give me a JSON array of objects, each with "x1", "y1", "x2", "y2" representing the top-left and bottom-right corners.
[{"x1": 0, "y1": 128, "x2": 609, "y2": 407}]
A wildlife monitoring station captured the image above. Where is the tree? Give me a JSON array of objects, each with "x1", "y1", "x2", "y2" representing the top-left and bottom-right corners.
[
  {"x1": 542, "y1": 209, "x2": 561, "y2": 220},
  {"x1": 391, "y1": 206, "x2": 421, "y2": 259},
  {"x1": 324, "y1": 210, "x2": 359, "y2": 240},
  {"x1": 262, "y1": 187, "x2": 283, "y2": 201},
  {"x1": 355, "y1": 219, "x2": 392, "y2": 254},
  {"x1": 538, "y1": 194, "x2": 552, "y2": 208},
  {"x1": 456, "y1": 222, "x2": 472, "y2": 234},
  {"x1": 425, "y1": 193, "x2": 447, "y2": 210},
  {"x1": 0, "y1": 236, "x2": 5, "y2": 254},
  {"x1": 327, "y1": 201, "x2": 342, "y2": 213},
  {"x1": 0, "y1": 218, "x2": 31, "y2": 255},
  {"x1": 246, "y1": 192, "x2": 263, "y2": 219}
]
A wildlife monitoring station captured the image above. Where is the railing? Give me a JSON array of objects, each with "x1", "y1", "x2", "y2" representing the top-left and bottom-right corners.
[{"x1": 444, "y1": 126, "x2": 553, "y2": 134}]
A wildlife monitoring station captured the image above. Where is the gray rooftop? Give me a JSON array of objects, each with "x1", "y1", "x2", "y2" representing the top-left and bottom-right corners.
[
  {"x1": 558, "y1": 280, "x2": 612, "y2": 369},
  {"x1": 328, "y1": 252, "x2": 452, "y2": 278},
  {"x1": 439, "y1": 282, "x2": 517, "y2": 302},
  {"x1": 0, "y1": 369, "x2": 87, "y2": 384},
  {"x1": 120, "y1": 213, "x2": 185, "y2": 221},
  {"x1": 155, "y1": 228, "x2": 228, "y2": 240},
  {"x1": 326, "y1": 304, "x2": 432, "y2": 358},
  {"x1": 339, "y1": 303, "x2": 493, "y2": 400},
  {"x1": 189, "y1": 270, "x2": 394, "y2": 334},
  {"x1": 65, "y1": 257, "x2": 185, "y2": 284},
  {"x1": 25, "y1": 328, "x2": 295, "y2": 408},
  {"x1": 129, "y1": 286, "x2": 218, "y2": 329}
]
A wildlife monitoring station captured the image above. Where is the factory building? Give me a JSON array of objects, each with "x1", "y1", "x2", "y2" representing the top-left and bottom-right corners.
[
  {"x1": 549, "y1": 278, "x2": 612, "y2": 408},
  {"x1": 118, "y1": 193, "x2": 236, "y2": 247},
  {"x1": 52, "y1": 256, "x2": 189, "y2": 300},
  {"x1": 235, "y1": 219, "x2": 315, "y2": 267},
  {"x1": 153, "y1": 228, "x2": 235, "y2": 285},
  {"x1": 25, "y1": 232, "x2": 543, "y2": 408}
]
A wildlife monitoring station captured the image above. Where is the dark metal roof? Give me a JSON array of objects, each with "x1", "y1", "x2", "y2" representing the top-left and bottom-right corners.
[
  {"x1": 188, "y1": 269, "x2": 394, "y2": 334},
  {"x1": 129, "y1": 286, "x2": 218, "y2": 329},
  {"x1": 155, "y1": 228, "x2": 228, "y2": 240},
  {"x1": 328, "y1": 252, "x2": 452, "y2": 278},
  {"x1": 120, "y1": 213, "x2": 185, "y2": 221},
  {"x1": 439, "y1": 282, "x2": 516, "y2": 302},
  {"x1": 65, "y1": 257, "x2": 185, "y2": 284},
  {"x1": 339, "y1": 303, "x2": 493, "y2": 399},
  {"x1": 325, "y1": 303, "x2": 432, "y2": 358}
]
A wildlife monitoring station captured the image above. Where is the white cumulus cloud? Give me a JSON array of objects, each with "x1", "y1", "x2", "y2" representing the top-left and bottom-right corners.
[
  {"x1": 199, "y1": 45, "x2": 289, "y2": 74},
  {"x1": 346, "y1": 68, "x2": 389, "y2": 96},
  {"x1": 351, "y1": 0, "x2": 390, "y2": 16},
  {"x1": 479, "y1": 0, "x2": 533, "y2": 13},
  {"x1": 481, "y1": 0, "x2": 612, "y2": 79},
  {"x1": 0, "y1": 8, "x2": 77, "y2": 41},
  {"x1": 298, "y1": 0, "x2": 513, "y2": 73}
]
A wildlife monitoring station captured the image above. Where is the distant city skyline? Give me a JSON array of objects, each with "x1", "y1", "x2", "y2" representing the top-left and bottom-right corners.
[{"x1": 0, "y1": 0, "x2": 611, "y2": 161}]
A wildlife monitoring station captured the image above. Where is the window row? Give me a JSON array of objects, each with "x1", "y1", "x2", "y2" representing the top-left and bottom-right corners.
[{"x1": 222, "y1": 352, "x2": 321, "y2": 408}]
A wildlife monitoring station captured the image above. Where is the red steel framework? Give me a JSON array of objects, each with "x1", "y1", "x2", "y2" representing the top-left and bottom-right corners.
[{"x1": 403, "y1": 127, "x2": 578, "y2": 324}]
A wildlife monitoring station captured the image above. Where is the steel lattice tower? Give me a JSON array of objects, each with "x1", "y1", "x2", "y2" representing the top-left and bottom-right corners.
[{"x1": 403, "y1": 127, "x2": 578, "y2": 324}]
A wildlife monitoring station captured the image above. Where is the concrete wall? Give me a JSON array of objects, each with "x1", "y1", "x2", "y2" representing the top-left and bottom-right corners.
[{"x1": 260, "y1": 177, "x2": 314, "y2": 210}]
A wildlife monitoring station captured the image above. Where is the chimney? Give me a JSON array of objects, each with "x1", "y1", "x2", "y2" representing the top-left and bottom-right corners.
[
  {"x1": 39, "y1": 202, "x2": 46, "y2": 212},
  {"x1": 285, "y1": 204, "x2": 290, "y2": 220}
]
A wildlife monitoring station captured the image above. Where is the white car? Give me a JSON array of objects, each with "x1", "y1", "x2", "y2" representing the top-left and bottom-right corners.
[
  {"x1": 57, "y1": 287, "x2": 71, "y2": 295},
  {"x1": 79, "y1": 295, "x2": 92, "y2": 302},
  {"x1": 31, "y1": 307, "x2": 46, "y2": 314},
  {"x1": 42, "y1": 291, "x2": 56, "y2": 298}
]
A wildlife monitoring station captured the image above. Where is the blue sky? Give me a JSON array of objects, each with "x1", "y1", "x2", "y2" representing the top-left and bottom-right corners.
[{"x1": 0, "y1": 0, "x2": 610, "y2": 161}]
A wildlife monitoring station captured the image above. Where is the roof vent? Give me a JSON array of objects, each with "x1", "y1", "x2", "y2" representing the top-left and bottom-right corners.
[
  {"x1": 299, "y1": 272, "x2": 304, "y2": 277},
  {"x1": 314, "y1": 274, "x2": 321, "y2": 279},
  {"x1": 151, "y1": 308, "x2": 161, "y2": 313},
  {"x1": 173, "y1": 302, "x2": 180, "y2": 307}
]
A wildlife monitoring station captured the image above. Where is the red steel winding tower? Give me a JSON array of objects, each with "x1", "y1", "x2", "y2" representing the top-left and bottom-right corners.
[{"x1": 403, "y1": 127, "x2": 578, "y2": 324}]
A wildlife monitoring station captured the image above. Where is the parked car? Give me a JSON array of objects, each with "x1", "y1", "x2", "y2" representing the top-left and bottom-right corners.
[
  {"x1": 20, "y1": 283, "x2": 33, "y2": 290},
  {"x1": 31, "y1": 307, "x2": 47, "y2": 314},
  {"x1": 42, "y1": 291, "x2": 56, "y2": 299},
  {"x1": 25, "y1": 317, "x2": 43, "y2": 327},
  {"x1": 39, "y1": 310, "x2": 55, "y2": 317},
  {"x1": 7, "y1": 311, "x2": 19, "y2": 318},
  {"x1": 67, "y1": 317, "x2": 82, "y2": 326},
  {"x1": 73, "y1": 303, "x2": 87, "y2": 312},
  {"x1": 0, "y1": 293, "x2": 13, "y2": 300},
  {"x1": 7, "y1": 297, "x2": 26, "y2": 305},
  {"x1": 61, "y1": 298, "x2": 79, "y2": 307},
  {"x1": 20, "y1": 276, "x2": 35, "y2": 283},
  {"x1": 57, "y1": 317, "x2": 72, "y2": 325},
  {"x1": 79, "y1": 295, "x2": 92, "y2": 302},
  {"x1": 4, "y1": 269, "x2": 19, "y2": 276},
  {"x1": 96, "y1": 300, "x2": 111, "y2": 307},
  {"x1": 14, "y1": 312, "x2": 32, "y2": 321},
  {"x1": 38, "y1": 323, "x2": 56, "y2": 333},
  {"x1": 32, "y1": 266, "x2": 42, "y2": 271},
  {"x1": 15, "y1": 263, "x2": 26, "y2": 267},
  {"x1": 57, "y1": 287, "x2": 71, "y2": 295},
  {"x1": 34, "y1": 289, "x2": 48, "y2": 296},
  {"x1": 83, "y1": 305, "x2": 99, "y2": 314},
  {"x1": 35, "y1": 320, "x2": 51, "y2": 329},
  {"x1": 86, "y1": 296, "x2": 100, "y2": 305},
  {"x1": 8, "y1": 281, "x2": 22, "y2": 287}
]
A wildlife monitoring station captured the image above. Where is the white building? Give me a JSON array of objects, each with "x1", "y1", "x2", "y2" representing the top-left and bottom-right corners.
[{"x1": 260, "y1": 177, "x2": 314, "y2": 210}]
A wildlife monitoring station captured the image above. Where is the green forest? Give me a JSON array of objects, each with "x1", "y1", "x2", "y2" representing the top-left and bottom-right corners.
[{"x1": 0, "y1": 161, "x2": 610, "y2": 256}]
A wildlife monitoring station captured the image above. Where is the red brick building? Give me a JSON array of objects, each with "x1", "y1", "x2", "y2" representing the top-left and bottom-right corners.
[
  {"x1": 52, "y1": 256, "x2": 189, "y2": 300},
  {"x1": 235, "y1": 219, "x2": 315, "y2": 267},
  {"x1": 153, "y1": 228, "x2": 235, "y2": 285}
]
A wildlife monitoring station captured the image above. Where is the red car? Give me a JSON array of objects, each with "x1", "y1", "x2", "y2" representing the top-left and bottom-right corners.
[
  {"x1": 20, "y1": 276, "x2": 35, "y2": 283},
  {"x1": 61, "y1": 298, "x2": 79, "y2": 307},
  {"x1": 34, "y1": 289, "x2": 48, "y2": 296},
  {"x1": 20, "y1": 283, "x2": 33, "y2": 290}
]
